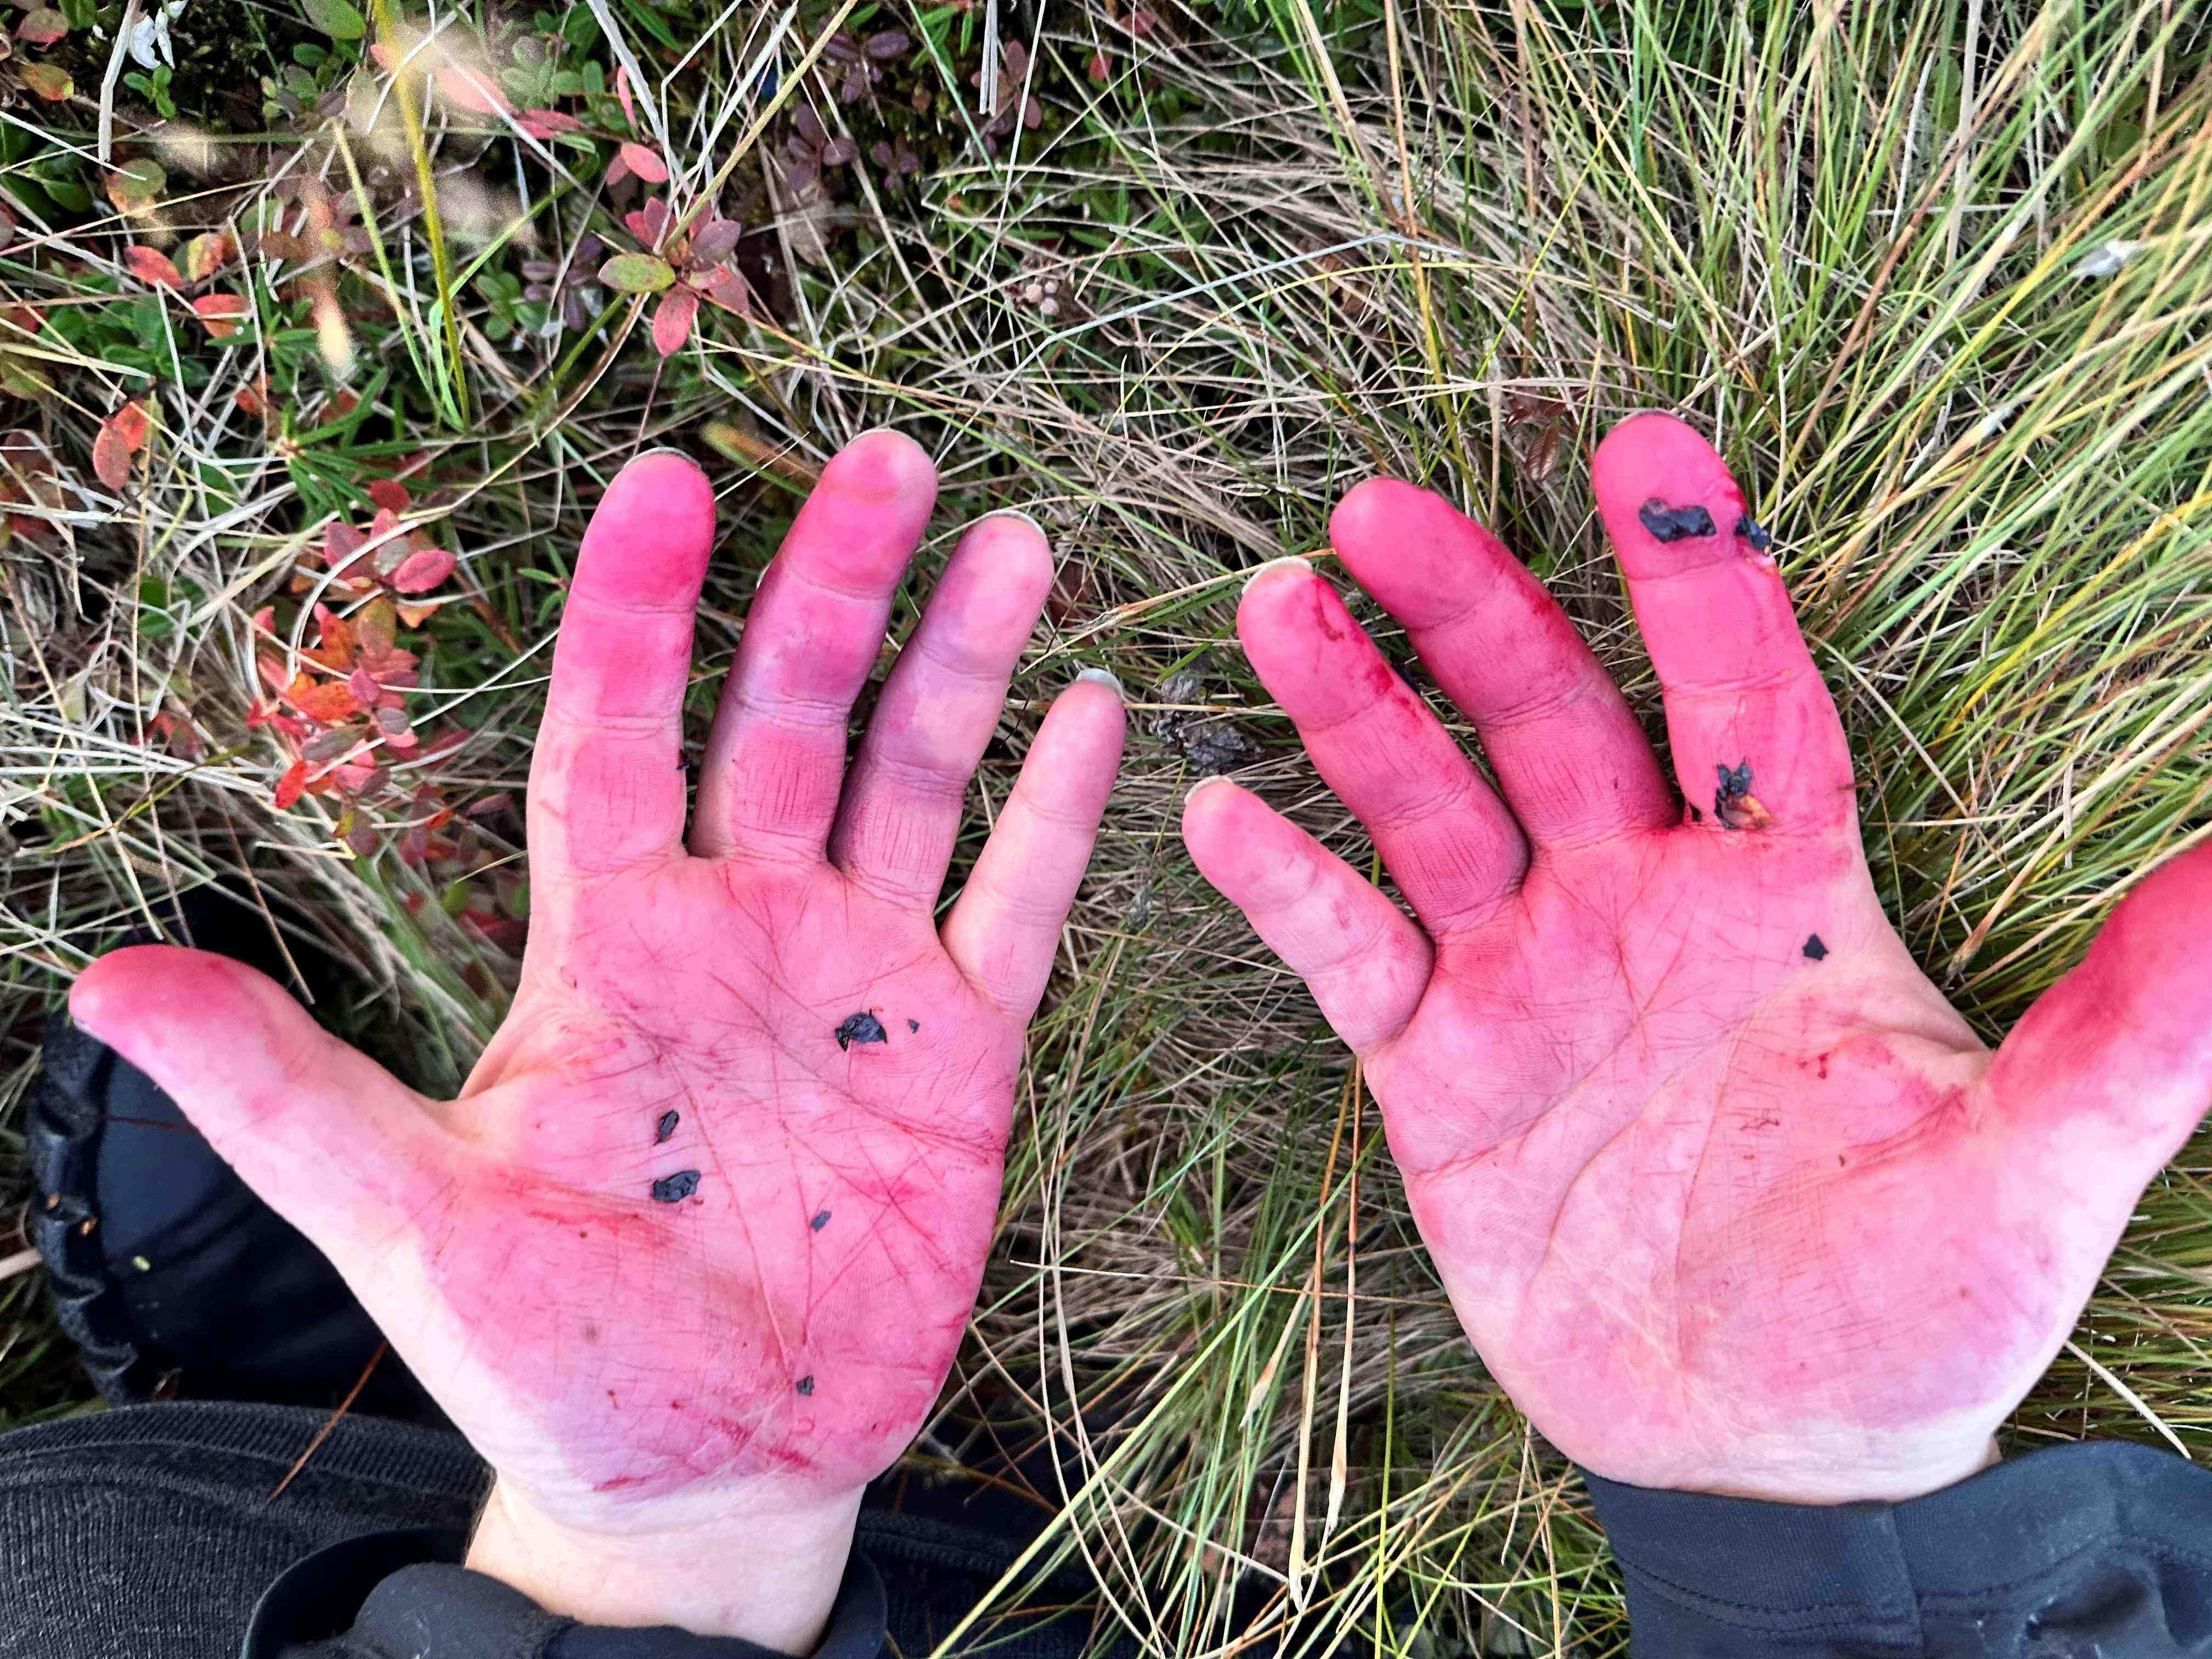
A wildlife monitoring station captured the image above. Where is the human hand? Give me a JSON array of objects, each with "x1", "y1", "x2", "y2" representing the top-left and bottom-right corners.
[
  {"x1": 1184, "y1": 413, "x2": 2212, "y2": 1505},
  {"x1": 69, "y1": 436, "x2": 1125, "y2": 1648}
]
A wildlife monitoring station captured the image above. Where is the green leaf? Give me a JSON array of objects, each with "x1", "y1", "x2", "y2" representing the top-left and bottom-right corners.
[
  {"x1": 300, "y1": 0, "x2": 366, "y2": 41},
  {"x1": 597, "y1": 253, "x2": 675, "y2": 294}
]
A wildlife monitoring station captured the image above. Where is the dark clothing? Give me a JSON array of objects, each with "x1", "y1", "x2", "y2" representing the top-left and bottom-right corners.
[
  {"x1": 0, "y1": 1401, "x2": 1107, "y2": 1659},
  {"x1": 7, "y1": 1406, "x2": 2212, "y2": 1658},
  {"x1": 1589, "y1": 1441, "x2": 2212, "y2": 1655}
]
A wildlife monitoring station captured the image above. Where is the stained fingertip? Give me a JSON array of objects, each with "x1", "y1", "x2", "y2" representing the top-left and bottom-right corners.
[
  {"x1": 1057, "y1": 669, "x2": 1129, "y2": 726},
  {"x1": 819, "y1": 427, "x2": 936, "y2": 503},
  {"x1": 957, "y1": 509, "x2": 1053, "y2": 580},
  {"x1": 1327, "y1": 475, "x2": 1428, "y2": 549},
  {"x1": 1590, "y1": 413, "x2": 1750, "y2": 578},
  {"x1": 1178, "y1": 774, "x2": 1243, "y2": 843},
  {"x1": 578, "y1": 451, "x2": 718, "y2": 600},
  {"x1": 1240, "y1": 555, "x2": 1315, "y2": 596},
  {"x1": 977, "y1": 507, "x2": 1048, "y2": 541},
  {"x1": 1248, "y1": 566, "x2": 1362, "y2": 681}
]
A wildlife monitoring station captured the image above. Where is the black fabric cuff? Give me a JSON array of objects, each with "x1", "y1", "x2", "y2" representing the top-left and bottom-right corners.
[
  {"x1": 246, "y1": 1525, "x2": 887, "y2": 1659},
  {"x1": 1583, "y1": 1439, "x2": 2212, "y2": 1654}
]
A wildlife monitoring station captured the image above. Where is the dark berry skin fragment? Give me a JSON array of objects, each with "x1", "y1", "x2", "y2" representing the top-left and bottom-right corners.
[
  {"x1": 1803, "y1": 934, "x2": 1829, "y2": 961},
  {"x1": 834, "y1": 1012, "x2": 888, "y2": 1051},
  {"x1": 795, "y1": 1375, "x2": 815, "y2": 1396},
  {"x1": 811, "y1": 1210, "x2": 831, "y2": 1231},
  {"x1": 1735, "y1": 514, "x2": 1773, "y2": 552},
  {"x1": 1638, "y1": 499, "x2": 1717, "y2": 541},
  {"x1": 653, "y1": 1110, "x2": 679, "y2": 1145},
  {"x1": 650, "y1": 1170, "x2": 701, "y2": 1203}
]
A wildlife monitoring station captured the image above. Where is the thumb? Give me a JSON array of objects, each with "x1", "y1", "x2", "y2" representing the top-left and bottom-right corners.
[
  {"x1": 69, "y1": 945, "x2": 447, "y2": 1269},
  {"x1": 1985, "y1": 843, "x2": 2212, "y2": 1194}
]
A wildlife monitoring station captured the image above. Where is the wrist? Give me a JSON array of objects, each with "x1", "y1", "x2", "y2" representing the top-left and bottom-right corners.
[
  {"x1": 1653, "y1": 1434, "x2": 2004, "y2": 1506},
  {"x1": 465, "y1": 1476, "x2": 862, "y2": 1654}
]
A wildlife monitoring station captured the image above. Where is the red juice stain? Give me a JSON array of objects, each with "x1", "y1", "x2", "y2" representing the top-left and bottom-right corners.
[{"x1": 1308, "y1": 584, "x2": 1345, "y2": 641}]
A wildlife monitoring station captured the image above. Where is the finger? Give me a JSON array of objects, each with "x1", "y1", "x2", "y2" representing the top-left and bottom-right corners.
[
  {"x1": 67, "y1": 946, "x2": 448, "y2": 1267},
  {"x1": 1239, "y1": 560, "x2": 1525, "y2": 937},
  {"x1": 830, "y1": 512, "x2": 1054, "y2": 909},
  {"x1": 1589, "y1": 412, "x2": 1855, "y2": 834},
  {"x1": 1984, "y1": 842, "x2": 2212, "y2": 1195},
  {"x1": 1182, "y1": 778, "x2": 1432, "y2": 1053},
  {"x1": 1329, "y1": 479, "x2": 1675, "y2": 847},
  {"x1": 691, "y1": 431, "x2": 938, "y2": 861},
  {"x1": 941, "y1": 674, "x2": 1125, "y2": 1018},
  {"x1": 531, "y1": 450, "x2": 719, "y2": 878}
]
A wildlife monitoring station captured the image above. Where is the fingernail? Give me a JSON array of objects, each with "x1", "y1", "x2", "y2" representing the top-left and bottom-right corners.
[
  {"x1": 1240, "y1": 555, "x2": 1314, "y2": 595},
  {"x1": 630, "y1": 445, "x2": 692, "y2": 464},
  {"x1": 978, "y1": 508, "x2": 1048, "y2": 540},
  {"x1": 1075, "y1": 667, "x2": 1124, "y2": 699},
  {"x1": 1184, "y1": 774, "x2": 1237, "y2": 805}
]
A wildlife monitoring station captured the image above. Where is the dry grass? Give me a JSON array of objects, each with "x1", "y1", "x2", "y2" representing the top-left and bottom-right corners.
[{"x1": 5, "y1": 0, "x2": 2212, "y2": 1650}]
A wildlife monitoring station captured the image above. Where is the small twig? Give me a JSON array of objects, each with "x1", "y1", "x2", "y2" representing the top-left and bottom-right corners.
[
  {"x1": 0, "y1": 1249, "x2": 42, "y2": 1285},
  {"x1": 267, "y1": 1341, "x2": 387, "y2": 1501}
]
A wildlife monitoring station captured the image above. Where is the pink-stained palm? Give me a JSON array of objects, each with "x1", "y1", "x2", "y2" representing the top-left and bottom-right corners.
[
  {"x1": 68, "y1": 435, "x2": 1124, "y2": 1644},
  {"x1": 1186, "y1": 413, "x2": 2212, "y2": 1504}
]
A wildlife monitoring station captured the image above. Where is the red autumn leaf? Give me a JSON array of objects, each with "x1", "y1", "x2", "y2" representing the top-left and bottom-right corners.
[
  {"x1": 437, "y1": 61, "x2": 511, "y2": 115},
  {"x1": 624, "y1": 196, "x2": 672, "y2": 248},
  {"x1": 348, "y1": 666, "x2": 381, "y2": 707},
  {"x1": 193, "y1": 293, "x2": 251, "y2": 338},
  {"x1": 396, "y1": 600, "x2": 442, "y2": 627},
  {"x1": 18, "y1": 9, "x2": 68, "y2": 46},
  {"x1": 111, "y1": 399, "x2": 151, "y2": 452},
  {"x1": 91, "y1": 424, "x2": 130, "y2": 490},
  {"x1": 693, "y1": 264, "x2": 755, "y2": 318},
  {"x1": 616, "y1": 63, "x2": 636, "y2": 127},
  {"x1": 251, "y1": 605, "x2": 276, "y2": 635},
  {"x1": 650, "y1": 285, "x2": 698, "y2": 357},
  {"x1": 342, "y1": 812, "x2": 379, "y2": 857},
  {"x1": 303, "y1": 727, "x2": 360, "y2": 764},
  {"x1": 368, "y1": 478, "x2": 411, "y2": 512},
  {"x1": 294, "y1": 680, "x2": 361, "y2": 724},
  {"x1": 304, "y1": 614, "x2": 358, "y2": 671},
  {"x1": 376, "y1": 707, "x2": 419, "y2": 749},
  {"x1": 619, "y1": 142, "x2": 669, "y2": 183},
  {"x1": 182, "y1": 230, "x2": 236, "y2": 281},
  {"x1": 517, "y1": 108, "x2": 584, "y2": 138},
  {"x1": 357, "y1": 595, "x2": 397, "y2": 655},
  {"x1": 125, "y1": 246, "x2": 183, "y2": 289},
  {"x1": 325, "y1": 520, "x2": 369, "y2": 576},
  {"x1": 91, "y1": 403, "x2": 148, "y2": 490},
  {"x1": 390, "y1": 546, "x2": 456, "y2": 594},
  {"x1": 274, "y1": 760, "x2": 311, "y2": 809}
]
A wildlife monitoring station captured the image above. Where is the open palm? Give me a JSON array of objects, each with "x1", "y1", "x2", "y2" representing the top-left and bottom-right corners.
[
  {"x1": 1186, "y1": 413, "x2": 2212, "y2": 1503},
  {"x1": 70, "y1": 436, "x2": 1123, "y2": 1638}
]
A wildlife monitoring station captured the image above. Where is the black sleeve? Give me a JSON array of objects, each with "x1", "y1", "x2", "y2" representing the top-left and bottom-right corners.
[
  {"x1": 242, "y1": 1527, "x2": 887, "y2": 1659},
  {"x1": 1583, "y1": 1439, "x2": 2212, "y2": 1655}
]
